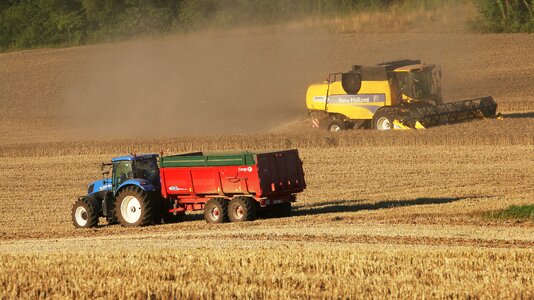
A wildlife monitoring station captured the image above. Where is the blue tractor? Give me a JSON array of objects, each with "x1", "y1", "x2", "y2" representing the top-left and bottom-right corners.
[{"x1": 71, "y1": 154, "x2": 179, "y2": 228}]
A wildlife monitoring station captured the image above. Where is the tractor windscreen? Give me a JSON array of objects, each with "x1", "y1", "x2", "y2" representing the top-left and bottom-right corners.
[
  {"x1": 133, "y1": 158, "x2": 159, "y2": 185},
  {"x1": 114, "y1": 161, "x2": 133, "y2": 186},
  {"x1": 397, "y1": 69, "x2": 439, "y2": 100}
]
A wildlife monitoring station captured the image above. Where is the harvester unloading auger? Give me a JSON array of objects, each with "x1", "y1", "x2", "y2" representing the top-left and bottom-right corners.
[{"x1": 306, "y1": 59, "x2": 498, "y2": 131}]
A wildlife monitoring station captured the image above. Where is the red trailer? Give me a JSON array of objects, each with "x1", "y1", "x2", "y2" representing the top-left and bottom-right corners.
[
  {"x1": 71, "y1": 149, "x2": 306, "y2": 228},
  {"x1": 159, "y1": 149, "x2": 306, "y2": 223}
]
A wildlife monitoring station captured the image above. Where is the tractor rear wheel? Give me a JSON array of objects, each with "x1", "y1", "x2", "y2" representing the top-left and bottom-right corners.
[
  {"x1": 228, "y1": 197, "x2": 258, "y2": 222},
  {"x1": 72, "y1": 198, "x2": 100, "y2": 228},
  {"x1": 204, "y1": 198, "x2": 229, "y2": 224},
  {"x1": 114, "y1": 186, "x2": 155, "y2": 227},
  {"x1": 372, "y1": 108, "x2": 396, "y2": 130}
]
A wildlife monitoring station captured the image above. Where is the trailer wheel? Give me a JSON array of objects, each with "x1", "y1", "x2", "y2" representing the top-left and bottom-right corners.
[
  {"x1": 204, "y1": 198, "x2": 229, "y2": 224},
  {"x1": 228, "y1": 197, "x2": 258, "y2": 222},
  {"x1": 71, "y1": 198, "x2": 100, "y2": 228},
  {"x1": 372, "y1": 108, "x2": 396, "y2": 130},
  {"x1": 114, "y1": 186, "x2": 155, "y2": 227}
]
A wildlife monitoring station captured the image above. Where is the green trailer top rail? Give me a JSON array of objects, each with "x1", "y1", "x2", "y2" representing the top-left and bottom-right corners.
[{"x1": 160, "y1": 151, "x2": 257, "y2": 168}]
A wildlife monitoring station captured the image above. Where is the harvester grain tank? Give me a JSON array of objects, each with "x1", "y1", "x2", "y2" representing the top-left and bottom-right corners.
[
  {"x1": 72, "y1": 150, "x2": 306, "y2": 227},
  {"x1": 307, "y1": 59, "x2": 497, "y2": 131}
]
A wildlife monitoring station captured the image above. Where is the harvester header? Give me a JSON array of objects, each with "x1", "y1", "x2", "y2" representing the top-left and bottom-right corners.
[{"x1": 306, "y1": 59, "x2": 497, "y2": 131}]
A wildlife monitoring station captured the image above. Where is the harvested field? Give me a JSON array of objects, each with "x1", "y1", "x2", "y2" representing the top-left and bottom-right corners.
[
  {"x1": 1, "y1": 144, "x2": 533, "y2": 297},
  {"x1": 1, "y1": 17, "x2": 534, "y2": 299}
]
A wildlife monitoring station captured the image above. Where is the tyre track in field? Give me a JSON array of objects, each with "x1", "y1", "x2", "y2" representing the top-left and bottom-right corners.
[
  {"x1": 2, "y1": 233, "x2": 534, "y2": 252},
  {"x1": 3, "y1": 227, "x2": 534, "y2": 251},
  {"x1": 220, "y1": 233, "x2": 534, "y2": 249}
]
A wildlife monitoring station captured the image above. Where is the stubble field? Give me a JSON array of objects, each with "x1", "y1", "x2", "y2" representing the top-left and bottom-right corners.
[{"x1": 1, "y1": 18, "x2": 534, "y2": 299}]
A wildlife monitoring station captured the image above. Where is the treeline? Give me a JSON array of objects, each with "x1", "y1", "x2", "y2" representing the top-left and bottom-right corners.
[
  {"x1": 476, "y1": 0, "x2": 534, "y2": 32},
  {"x1": 0, "y1": 0, "x2": 532, "y2": 52},
  {"x1": 0, "y1": 0, "x2": 399, "y2": 51},
  {"x1": 8, "y1": 0, "x2": 462, "y2": 52}
]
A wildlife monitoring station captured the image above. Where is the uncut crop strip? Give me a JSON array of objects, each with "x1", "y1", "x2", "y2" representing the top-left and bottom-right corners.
[
  {"x1": 1, "y1": 117, "x2": 533, "y2": 158},
  {"x1": 0, "y1": 246, "x2": 532, "y2": 299}
]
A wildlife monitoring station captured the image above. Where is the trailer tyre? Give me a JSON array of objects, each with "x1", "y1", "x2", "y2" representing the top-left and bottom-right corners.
[
  {"x1": 204, "y1": 198, "x2": 229, "y2": 224},
  {"x1": 115, "y1": 186, "x2": 155, "y2": 227},
  {"x1": 228, "y1": 197, "x2": 258, "y2": 222},
  {"x1": 372, "y1": 108, "x2": 396, "y2": 130},
  {"x1": 72, "y1": 197, "x2": 100, "y2": 228}
]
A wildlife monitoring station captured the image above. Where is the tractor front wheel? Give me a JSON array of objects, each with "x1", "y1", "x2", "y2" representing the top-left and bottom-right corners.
[
  {"x1": 115, "y1": 186, "x2": 155, "y2": 227},
  {"x1": 204, "y1": 198, "x2": 229, "y2": 224},
  {"x1": 72, "y1": 198, "x2": 100, "y2": 228},
  {"x1": 228, "y1": 197, "x2": 258, "y2": 222}
]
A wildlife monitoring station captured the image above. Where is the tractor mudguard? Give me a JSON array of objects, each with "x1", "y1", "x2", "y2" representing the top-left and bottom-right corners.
[
  {"x1": 88, "y1": 178, "x2": 112, "y2": 195},
  {"x1": 116, "y1": 179, "x2": 157, "y2": 195}
]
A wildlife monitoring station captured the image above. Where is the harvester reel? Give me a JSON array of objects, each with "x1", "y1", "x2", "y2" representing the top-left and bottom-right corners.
[{"x1": 341, "y1": 71, "x2": 362, "y2": 95}]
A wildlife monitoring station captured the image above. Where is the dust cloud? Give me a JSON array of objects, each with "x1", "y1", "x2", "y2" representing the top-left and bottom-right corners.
[{"x1": 60, "y1": 29, "x2": 329, "y2": 138}]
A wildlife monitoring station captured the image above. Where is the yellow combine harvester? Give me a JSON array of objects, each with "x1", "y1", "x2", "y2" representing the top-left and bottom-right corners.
[{"x1": 306, "y1": 59, "x2": 497, "y2": 131}]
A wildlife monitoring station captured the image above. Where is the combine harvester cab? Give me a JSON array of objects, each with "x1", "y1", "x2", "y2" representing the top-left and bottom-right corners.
[
  {"x1": 72, "y1": 150, "x2": 306, "y2": 228},
  {"x1": 306, "y1": 59, "x2": 497, "y2": 131}
]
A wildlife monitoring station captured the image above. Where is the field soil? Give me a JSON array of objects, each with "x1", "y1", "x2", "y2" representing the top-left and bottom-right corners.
[{"x1": 1, "y1": 19, "x2": 533, "y2": 298}]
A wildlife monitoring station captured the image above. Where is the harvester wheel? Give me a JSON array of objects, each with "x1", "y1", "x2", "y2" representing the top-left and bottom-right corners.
[
  {"x1": 228, "y1": 197, "x2": 258, "y2": 222},
  {"x1": 71, "y1": 197, "x2": 100, "y2": 228},
  {"x1": 372, "y1": 108, "x2": 396, "y2": 130},
  {"x1": 327, "y1": 120, "x2": 346, "y2": 132},
  {"x1": 114, "y1": 186, "x2": 155, "y2": 227},
  {"x1": 204, "y1": 198, "x2": 229, "y2": 224}
]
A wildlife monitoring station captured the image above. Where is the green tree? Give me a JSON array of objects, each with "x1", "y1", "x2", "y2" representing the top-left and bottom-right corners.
[{"x1": 477, "y1": 0, "x2": 534, "y2": 32}]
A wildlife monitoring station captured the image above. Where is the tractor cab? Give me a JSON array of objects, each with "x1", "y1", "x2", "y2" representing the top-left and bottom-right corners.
[{"x1": 110, "y1": 154, "x2": 160, "y2": 192}]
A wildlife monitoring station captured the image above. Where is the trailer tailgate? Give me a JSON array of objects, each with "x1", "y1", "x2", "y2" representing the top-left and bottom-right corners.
[{"x1": 256, "y1": 149, "x2": 305, "y2": 197}]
